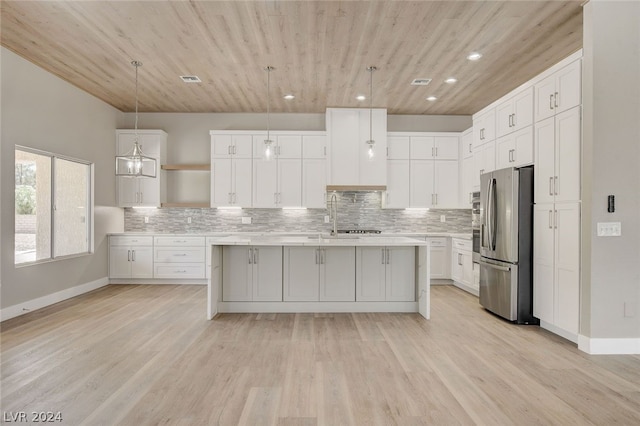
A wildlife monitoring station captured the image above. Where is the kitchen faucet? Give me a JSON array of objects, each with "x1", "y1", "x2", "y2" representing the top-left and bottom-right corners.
[{"x1": 329, "y1": 193, "x2": 338, "y2": 236}]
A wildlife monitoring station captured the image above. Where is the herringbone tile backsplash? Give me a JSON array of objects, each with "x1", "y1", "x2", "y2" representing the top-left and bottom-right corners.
[{"x1": 125, "y1": 192, "x2": 471, "y2": 234}]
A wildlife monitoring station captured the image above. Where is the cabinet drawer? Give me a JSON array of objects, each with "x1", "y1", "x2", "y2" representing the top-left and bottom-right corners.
[
  {"x1": 154, "y1": 263, "x2": 205, "y2": 279},
  {"x1": 154, "y1": 247, "x2": 205, "y2": 263},
  {"x1": 426, "y1": 237, "x2": 448, "y2": 247},
  {"x1": 110, "y1": 235, "x2": 153, "y2": 246},
  {"x1": 452, "y1": 239, "x2": 472, "y2": 251},
  {"x1": 154, "y1": 236, "x2": 205, "y2": 247}
]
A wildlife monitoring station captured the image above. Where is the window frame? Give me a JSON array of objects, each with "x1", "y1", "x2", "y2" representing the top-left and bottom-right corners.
[{"x1": 15, "y1": 145, "x2": 95, "y2": 267}]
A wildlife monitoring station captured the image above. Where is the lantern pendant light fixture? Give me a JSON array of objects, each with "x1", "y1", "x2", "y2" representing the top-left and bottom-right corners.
[
  {"x1": 263, "y1": 66, "x2": 275, "y2": 161},
  {"x1": 365, "y1": 66, "x2": 377, "y2": 160},
  {"x1": 115, "y1": 60, "x2": 157, "y2": 178}
]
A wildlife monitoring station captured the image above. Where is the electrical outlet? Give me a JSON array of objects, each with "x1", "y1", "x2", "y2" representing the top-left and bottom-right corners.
[
  {"x1": 440, "y1": 215, "x2": 446, "y2": 223},
  {"x1": 324, "y1": 215, "x2": 330, "y2": 223},
  {"x1": 242, "y1": 216, "x2": 252, "y2": 224},
  {"x1": 187, "y1": 217, "x2": 192, "y2": 224},
  {"x1": 144, "y1": 216, "x2": 149, "y2": 224}
]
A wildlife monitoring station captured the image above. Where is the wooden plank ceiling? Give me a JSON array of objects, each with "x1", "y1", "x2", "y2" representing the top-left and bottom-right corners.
[{"x1": 0, "y1": 1, "x2": 583, "y2": 115}]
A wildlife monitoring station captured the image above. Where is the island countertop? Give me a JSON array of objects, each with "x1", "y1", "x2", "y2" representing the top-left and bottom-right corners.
[{"x1": 206, "y1": 234, "x2": 429, "y2": 247}]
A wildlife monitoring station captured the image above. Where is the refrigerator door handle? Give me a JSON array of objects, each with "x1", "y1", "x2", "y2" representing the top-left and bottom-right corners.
[{"x1": 479, "y1": 259, "x2": 511, "y2": 272}]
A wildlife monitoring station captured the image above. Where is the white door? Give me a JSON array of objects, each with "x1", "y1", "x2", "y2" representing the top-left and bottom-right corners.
[
  {"x1": 137, "y1": 176, "x2": 160, "y2": 207},
  {"x1": 387, "y1": 136, "x2": 410, "y2": 159},
  {"x1": 512, "y1": 88, "x2": 534, "y2": 131},
  {"x1": 461, "y1": 156, "x2": 474, "y2": 207},
  {"x1": 410, "y1": 160, "x2": 434, "y2": 207},
  {"x1": 233, "y1": 134, "x2": 254, "y2": 158},
  {"x1": 356, "y1": 247, "x2": 387, "y2": 301},
  {"x1": 283, "y1": 247, "x2": 319, "y2": 301},
  {"x1": 533, "y1": 204, "x2": 555, "y2": 323},
  {"x1": 554, "y1": 202, "x2": 580, "y2": 335},
  {"x1": 495, "y1": 98, "x2": 514, "y2": 138},
  {"x1": 495, "y1": 133, "x2": 515, "y2": 170},
  {"x1": 233, "y1": 159, "x2": 253, "y2": 207},
  {"x1": 302, "y1": 135, "x2": 326, "y2": 159},
  {"x1": 461, "y1": 251, "x2": 473, "y2": 286},
  {"x1": 212, "y1": 135, "x2": 233, "y2": 158},
  {"x1": 409, "y1": 136, "x2": 434, "y2": 159},
  {"x1": 109, "y1": 246, "x2": 132, "y2": 278},
  {"x1": 211, "y1": 159, "x2": 233, "y2": 206},
  {"x1": 450, "y1": 248, "x2": 463, "y2": 283},
  {"x1": 222, "y1": 246, "x2": 252, "y2": 301},
  {"x1": 555, "y1": 107, "x2": 581, "y2": 203},
  {"x1": 433, "y1": 161, "x2": 459, "y2": 208},
  {"x1": 534, "y1": 116, "x2": 556, "y2": 204},
  {"x1": 386, "y1": 247, "x2": 415, "y2": 301},
  {"x1": 433, "y1": 136, "x2": 459, "y2": 160},
  {"x1": 535, "y1": 74, "x2": 557, "y2": 122},
  {"x1": 385, "y1": 160, "x2": 410, "y2": 208},
  {"x1": 278, "y1": 159, "x2": 302, "y2": 207},
  {"x1": 512, "y1": 125, "x2": 534, "y2": 167},
  {"x1": 130, "y1": 247, "x2": 153, "y2": 279},
  {"x1": 320, "y1": 247, "x2": 356, "y2": 301},
  {"x1": 555, "y1": 60, "x2": 582, "y2": 114},
  {"x1": 117, "y1": 177, "x2": 138, "y2": 207},
  {"x1": 252, "y1": 247, "x2": 283, "y2": 302},
  {"x1": 277, "y1": 135, "x2": 303, "y2": 159},
  {"x1": 429, "y1": 246, "x2": 448, "y2": 279},
  {"x1": 302, "y1": 159, "x2": 326, "y2": 209},
  {"x1": 253, "y1": 160, "x2": 278, "y2": 207}
]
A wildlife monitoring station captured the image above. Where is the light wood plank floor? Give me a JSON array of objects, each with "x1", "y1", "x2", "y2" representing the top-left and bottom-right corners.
[{"x1": 2, "y1": 284, "x2": 640, "y2": 425}]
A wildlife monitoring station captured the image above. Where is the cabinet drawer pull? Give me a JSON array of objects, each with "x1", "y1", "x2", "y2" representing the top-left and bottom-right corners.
[
  {"x1": 132, "y1": 250, "x2": 136, "y2": 261},
  {"x1": 549, "y1": 94, "x2": 554, "y2": 110},
  {"x1": 128, "y1": 250, "x2": 131, "y2": 262},
  {"x1": 386, "y1": 249, "x2": 390, "y2": 265},
  {"x1": 253, "y1": 248, "x2": 258, "y2": 264},
  {"x1": 381, "y1": 248, "x2": 385, "y2": 264},
  {"x1": 549, "y1": 210, "x2": 553, "y2": 229},
  {"x1": 554, "y1": 176, "x2": 558, "y2": 195},
  {"x1": 554, "y1": 92, "x2": 559, "y2": 108},
  {"x1": 173, "y1": 253, "x2": 187, "y2": 256},
  {"x1": 248, "y1": 248, "x2": 253, "y2": 264},
  {"x1": 549, "y1": 177, "x2": 554, "y2": 196}
]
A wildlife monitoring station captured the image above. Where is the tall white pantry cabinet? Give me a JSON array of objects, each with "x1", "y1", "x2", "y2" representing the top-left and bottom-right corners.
[{"x1": 532, "y1": 57, "x2": 582, "y2": 342}]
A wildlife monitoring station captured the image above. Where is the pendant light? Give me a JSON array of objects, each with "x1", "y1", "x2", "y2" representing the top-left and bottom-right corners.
[
  {"x1": 115, "y1": 60, "x2": 157, "y2": 178},
  {"x1": 263, "y1": 66, "x2": 275, "y2": 161},
  {"x1": 366, "y1": 66, "x2": 377, "y2": 160}
]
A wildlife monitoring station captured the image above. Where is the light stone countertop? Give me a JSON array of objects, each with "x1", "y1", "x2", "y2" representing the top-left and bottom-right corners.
[
  {"x1": 110, "y1": 231, "x2": 471, "y2": 240},
  {"x1": 206, "y1": 234, "x2": 428, "y2": 247}
]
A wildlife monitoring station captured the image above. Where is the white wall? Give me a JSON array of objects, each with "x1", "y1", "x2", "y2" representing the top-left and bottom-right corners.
[
  {"x1": 1, "y1": 47, "x2": 124, "y2": 310},
  {"x1": 581, "y1": 1, "x2": 640, "y2": 340}
]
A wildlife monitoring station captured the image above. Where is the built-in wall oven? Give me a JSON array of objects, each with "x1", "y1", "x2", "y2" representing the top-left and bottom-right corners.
[{"x1": 471, "y1": 191, "x2": 481, "y2": 262}]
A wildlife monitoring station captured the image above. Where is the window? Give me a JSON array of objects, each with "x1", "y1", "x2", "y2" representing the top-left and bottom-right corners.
[{"x1": 15, "y1": 147, "x2": 93, "y2": 265}]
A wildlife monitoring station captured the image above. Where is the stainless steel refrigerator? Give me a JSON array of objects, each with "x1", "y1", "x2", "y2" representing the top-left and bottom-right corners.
[{"x1": 479, "y1": 166, "x2": 538, "y2": 324}]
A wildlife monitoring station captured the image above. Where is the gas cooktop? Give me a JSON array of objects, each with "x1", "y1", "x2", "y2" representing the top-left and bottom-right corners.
[{"x1": 337, "y1": 229, "x2": 382, "y2": 234}]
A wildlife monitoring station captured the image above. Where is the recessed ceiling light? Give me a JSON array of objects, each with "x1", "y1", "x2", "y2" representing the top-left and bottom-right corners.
[
  {"x1": 411, "y1": 78, "x2": 432, "y2": 86},
  {"x1": 180, "y1": 75, "x2": 201, "y2": 83},
  {"x1": 444, "y1": 77, "x2": 458, "y2": 84},
  {"x1": 356, "y1": 95, "x2": 366, "y2": 101},
  {"x1": 426, "y1": 96, "x2": 437, "y2": 102},
  {"x1": 283, "y1": 94, "x2": 295, "y2": 100},
  {"x1": 467, "y1": 52, "x2": 483, "y2": 61}
]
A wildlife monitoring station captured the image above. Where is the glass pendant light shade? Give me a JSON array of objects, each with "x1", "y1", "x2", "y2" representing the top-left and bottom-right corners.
[
  {"x1": 263, "y1": 66, "x2": 275, "y2": 161},
  {"x1": 366, "y1": 66, "x2": 377, "y2": 161},
  {"x1": 115, "y1": 60, "x2": 157, "y2": 178}
]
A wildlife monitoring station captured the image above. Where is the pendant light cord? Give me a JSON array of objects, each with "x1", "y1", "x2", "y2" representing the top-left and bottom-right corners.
[
  {"x1": 266, "y1": 66, "x2": 274, "y2": 142},
  {"x1": 131, "y1": 60, "x2": 142, "y2": 142},
  {"x1": 367, "y1": 66, "x2": 377, "y2": 143}
]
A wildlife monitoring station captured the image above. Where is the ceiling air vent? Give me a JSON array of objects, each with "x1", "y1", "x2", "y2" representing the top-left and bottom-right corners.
[
  {"x1": 180, "y1": 75, "x2": 201, "y2": 83},
  {"x1": 411, "y1": 78, "x2": 432, "y2": 86}
]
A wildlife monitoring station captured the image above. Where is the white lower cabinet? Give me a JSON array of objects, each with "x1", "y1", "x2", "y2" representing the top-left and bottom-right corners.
[
  {"x1": 153, "y1": 236, "x2": 206, "y2": 279},
  {"x1": 450, "y1": 238, "x2": 474, "y2": 293},
  {"x1": 356, "y1": 246, "x2": 415, "y2": 302},
  {"x1": 222, "y1": 246, "x2": 282, "y2": 301},
  {"x1": 109, "y1": 236, "x2": 153, "y2": 279},
  {"x1": 426, "y1": 237, "x2": 450, "y2": 280},
  {"x1": 533, "y1": 202, "x2": 580, "y2": 338},
  {"x1": 283, "y1": 247, "x2": 356, "y2": 302}
]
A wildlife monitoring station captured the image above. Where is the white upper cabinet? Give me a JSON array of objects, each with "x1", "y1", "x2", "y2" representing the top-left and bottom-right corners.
[
  {"x1": 473, "y1": 108, "x2": 496, "y2": 148},
  {"x1": 252, "y1": 134, "x2": 302, "y2": 159},
  {"x1": 434, "y1": 136, "x2": 459, "y2": 160},
  {"x1": 410, "y1": 136, "x2": 434, "y2": 159},
  {"x1": 496, "y1": 87, "x2": 534, "y2": 138},
  {"x1": 302, "y1": 135, "x2": 327, "y2": 159},
  {"x1": 535, "y1": 59, "x2": 582, "y2": 122},
  {"x1": 302, "y1": 134, "x2": 327, "y2": 208},
  {"x1": 211, "y1": 133, "x2": 253, "y2": 207},
  {"x1": 387, "y1": 136, "x2": 410, "y2": 160},
  {"x1": 116, "y1": 129, "x2": 167, "y2": 208},
  {"x1": 495, "y1": 126, "x2": 534, "y2": 170},
  {"x1": 326, "y1": 108, "x2": 387, "y2": 186},
  {"x1": 212, "y1": 134, "x2": 252, "y2": 159},
  {"x1": 385, "y1": 160, "x2": 411, "y2": 208},
  {"x1": 461, "y1": 127, "x2": 473, "y2": 159},
  {"x1": 252, "y1": 135, "x2": 302, "y2": 208}
]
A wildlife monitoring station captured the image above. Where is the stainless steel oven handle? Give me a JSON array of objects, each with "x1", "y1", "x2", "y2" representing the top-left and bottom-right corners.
[{"x1": 479, "y1": 260, "x2": 511, "y2": 272}]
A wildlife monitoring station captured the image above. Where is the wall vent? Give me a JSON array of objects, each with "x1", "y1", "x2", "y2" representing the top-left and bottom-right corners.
[
  {"x1": 180, "y1": 75, "x2": 202, "y2": 83},
  {"x1": 411, "y1": 78, "x2": 432, "y2": 86}
]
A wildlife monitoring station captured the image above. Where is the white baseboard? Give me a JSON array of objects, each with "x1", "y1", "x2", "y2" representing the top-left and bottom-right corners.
[
  {"x1": 109, "y1": 279, "x2": 207, "y2": 285},
  {"x1": 451, "y1": 280, "x2": 479, "y2": 297},
  {"x1": 578, "y1": 335, "x2": 640, "y2": 355},
  {"x1": 539, "y1": 320, "x2": 578, "y2": 343},
  {"x1": 0, "y1": 277, "x2": 109, "y2": 322},
  {"x1": 217, "y1": 301, "x2": 418, "y2": 314}
]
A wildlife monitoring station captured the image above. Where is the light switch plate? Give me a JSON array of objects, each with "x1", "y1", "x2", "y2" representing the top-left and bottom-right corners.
[
  {"x1": 241, "y1": 216, "x2": 252, "y2": 224},
  {"x1": 187, "y1": 217, "x2": 192, "y2": 224},
  {"x1": 144, "y1": 216, "x2": 149, "y2": 224},
  {"x1": 324, "y1": 215, "x2": 330, "y2": 223},
  {"x1": 440, "y1": 215, "x2": 446, "y2": 223},
  {"x1": 597, "y1": 222, "x2": 621, "y2": 236}
]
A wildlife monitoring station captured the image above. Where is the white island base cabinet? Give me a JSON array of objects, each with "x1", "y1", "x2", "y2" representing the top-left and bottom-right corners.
[{"x1": 208, "y1": 238, "x2": 430, "y2": 319}]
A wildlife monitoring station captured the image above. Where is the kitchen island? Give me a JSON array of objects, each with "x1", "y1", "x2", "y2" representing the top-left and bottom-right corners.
[{"x1": 208, "y1": 235, "x2": 430, "y2": 320}]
